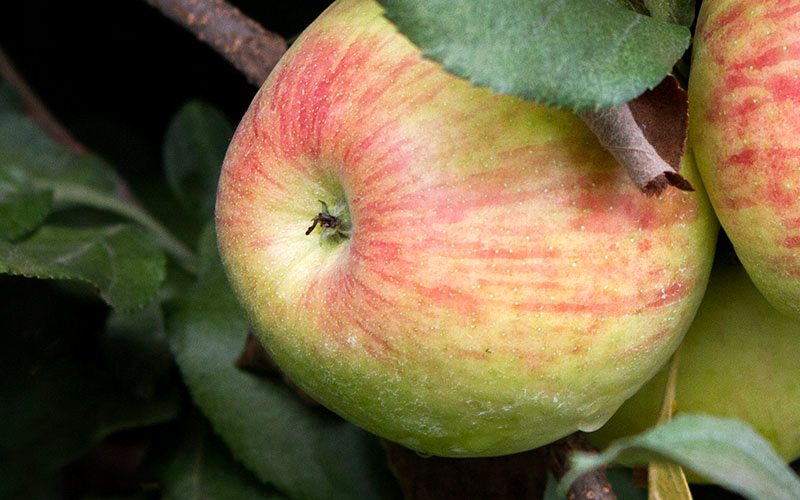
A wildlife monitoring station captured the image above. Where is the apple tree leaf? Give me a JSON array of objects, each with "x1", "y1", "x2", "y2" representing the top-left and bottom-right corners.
[
  {"x1": 0, "y1": 224, "x2": 166, "y2": 310},
  {"x1": 0, "y1": 113, "x2": 197, "y2": 271},
  {"x1": 378, "y1": 0, "x2": 690, "y2": 111},
  {"x1": 165, "y1": 225, "x2": 401, "y2": 500},
  {"x1": 0, "y1": 114, "x2": 121, "y2": 195},
  {"x1": 561, "y1": 414, "x2": 800, "y2": 500},
  {"x1": 154, "y1": 411, "x2": 287, "y2": 500},
  {"x1": 163, "y1": 100, "x2": 233, "y2": 218},
  {"x1": 102, "y1": 302, "x2": 174, "y2": 398},
  {"x1": 0, "y1": 294, "x2": 180, "y2": 499},
  {"x1": 0, "y1": 165, "x2": 53, "y2": 240},
  {"x1": 0, "y1": 81, "x2": 23, "y2": 113},
  {"x1": 644, "y1": 0, "x2": 696, "y2": 27}
]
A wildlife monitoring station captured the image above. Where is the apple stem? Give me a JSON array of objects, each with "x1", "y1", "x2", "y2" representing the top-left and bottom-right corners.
[
  {"x1": 579, "y1": 105, "x2": 694, "y2": 197},
  {"x1": 548, "y1": 433, "x2": 618, "y2": 500},
  {"x1": 305, "y1": 199, "x2": 351, "y2": 240}
]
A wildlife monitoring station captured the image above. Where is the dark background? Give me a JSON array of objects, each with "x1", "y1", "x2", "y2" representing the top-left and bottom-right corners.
[{"x1": 0, "y1": 0, "x2": 331, "y2": 180}]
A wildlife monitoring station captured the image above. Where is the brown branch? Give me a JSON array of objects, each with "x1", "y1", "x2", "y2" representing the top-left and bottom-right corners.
[
  {"x1": 548, "y1": 434, "x2": 617, "y2": 500},
  {"x1": 579, "y1": 104, "x2": 693, "y2": 197},
  {"x1": 0, "y1": 45, "x2": 86, "y2": 154},
  {"x1": 145, "y1": 0, "x2": 287, "y2": 86}
]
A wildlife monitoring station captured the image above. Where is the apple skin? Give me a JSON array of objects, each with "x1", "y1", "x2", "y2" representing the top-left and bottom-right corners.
[
  {"x1": 589, "y1": 257, "x2": 800, "y2": 477},
  {"x1": 689, "y1": 0, "x2": 800, "y2": 318},
  {"x1": 215, "y1": 0, "x2": 717, "y2": 457}
]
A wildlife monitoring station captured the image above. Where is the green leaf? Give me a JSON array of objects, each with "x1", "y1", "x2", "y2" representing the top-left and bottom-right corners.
[
  {"x1": 0, "y1": 224, "x2": 166, "y2": 310},
  {"x1": 155, "y1": 411, "x2": 287, "y2": 500},
  {"x1": 0, "y1": 165, "x2": 52, "y2": 239},
  {"x1": 163, "y1": 101, "x2": 232, "y2": 218},
  {"x1": 166, "y1": 225, "x2": 401, "y2": 500},
  {"x1": 0, "y1": 113, "x2": 197, "y2": 272},
  {"x1": 378, "y1": 0, "x2": 690, "y2": 110},
  {"x1": 561, "y1": 414, "x2": 800, "y2": 500},
  {"x1": 645, "y1": 0, "x2": 696, "y2": 27},
  {"x1": 0, "y1": 81, "x2": 23, "y2": 113},
  {"x1": 0, "y1": 310, "x2": 180, "y2": 498},
  {"x1": 103, "y1": 302, "x2": 174, "y2": 397},
  {"x1": 0, "y1": 114, "x2": 120, "y2": 194}
]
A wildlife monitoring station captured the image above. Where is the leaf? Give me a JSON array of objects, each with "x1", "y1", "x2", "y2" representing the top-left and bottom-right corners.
[
  {"x1": 0, "y1": 81, "x2": 23, "y2": 113},
  {"x1": 562, "y1": 415, "x2": 800, "y2": 500},
  {"x1": 166, "y1": 225, "x2": 400, "y2": 500},
  {"x1": 378, "y1": 0, "x2": 690, "y2": 111},
  {"x1": 0, "y1": 165, "x2": 52, "y2": 239},
  {"x1": 0, "y1": 113, "x2": 198, "y2": 272},
  {"x1": 644, "y1": 0, "x2": 696, "y2": 27},
  {"x1": 102, "y1": 302, "x2": 174, "y2": 397},
  {"x1": 0, "y1": 114, "x2": 120, "y2": 195},
  {"x1": 0, "y1": 224, "x2": 166, "y2": 310},
  {"x1": 0, "y1": 305, "x2": 180, "y2": 498},
  {"x1": 155, "y1": 411, "x2": 287, "y2": 500},
  {"x1": 163, "y1": 101, "x2": 232, "y2": 218}
]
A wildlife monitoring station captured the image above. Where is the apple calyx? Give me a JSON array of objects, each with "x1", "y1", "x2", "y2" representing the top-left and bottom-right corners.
[{"x1": 305, "y1": 199, "x2": 351, "y2": 241}]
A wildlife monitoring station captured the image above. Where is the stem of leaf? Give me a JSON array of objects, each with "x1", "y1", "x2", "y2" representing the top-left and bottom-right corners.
[{"x1": 49, "y1": 183, "x2": 199, "y2": 274}]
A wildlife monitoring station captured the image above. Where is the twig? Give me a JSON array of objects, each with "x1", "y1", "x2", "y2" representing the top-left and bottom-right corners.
[
  {"x1": 0, "y1": 45, "x2": 86, "y2": 154},
  {"x1": 145, "y1": 0, "x2": 287, "y2": 86},
  {"x1": 579, "y1": 105, "x2": 693, "y2": 197},
  {"x1": 548, "y1": 433, "x2": 617, "y2": 500}
]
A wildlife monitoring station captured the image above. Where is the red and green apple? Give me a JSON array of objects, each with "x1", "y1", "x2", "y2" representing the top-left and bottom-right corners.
[
  {"x1": 215, "y1": 0, "x2": 717, "y2": 457},
  {"x1": 690, "y1": 0, "x2": 800, "y2": 317}
]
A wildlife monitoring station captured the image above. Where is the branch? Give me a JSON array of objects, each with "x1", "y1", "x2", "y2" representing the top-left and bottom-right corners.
[
  {"x1": 579, "y1": 105, "x2": 693, "y2": 197},
  {"x1": 548, "y1": 433, "x2": 617, "y2": 500},
  {"x1": 145, "y1": 0, "x2": 287, "y2": 86},
  {"x1": 0, "y1": 45, "x2": 86, "y2": 154}
]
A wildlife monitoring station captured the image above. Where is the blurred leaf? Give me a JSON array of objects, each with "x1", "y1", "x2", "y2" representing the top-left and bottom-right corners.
[
  {"x1": 0, "y1": 114, "x2": 120, "y2": 195},
  {"x1": 163, "y1": 101, "x2": 232, "y2": 218},
  {"x1": 0, "y1": 319, "x2": 179, "y2": 499},
  {"x1": 0, "y1": 224, "x2": 166, "y2": 310},
  {"x1": 543, "y1": 474, "x2": 560, "y2": 500},
  {"x1": 155, "y1": 411, "x2": 286, "y2": 500},
  {"x1": 608, "y1": 467, "x2": 647, "y2": 500},
  {"x1": 0, "y1": 165, "x2": 52, "y2": 239},
  {"x1": 378, "y1": 0, "x2": 690, "y2": 111},
  {"x1": 562, "y1": 415, "x2": 800, "y2": 500},
  {"x1": 103, "y1": 302, "x2": 173, "y2": 397},
  {"x1": 0, "y1": 113, "x2": 197, "y2": 272},
  {"x1": 0, "y1": 81, "x2": 23, "y2": 113},
  {"x1": 166, "y1": 225, "x2": 401, "y2": 500},
  {"x1": 645, "y1": 0, "x2": 696, "y2": 26}
]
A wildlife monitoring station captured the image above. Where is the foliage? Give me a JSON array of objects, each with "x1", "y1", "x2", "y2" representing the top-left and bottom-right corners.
[{"x1": 2, "y1": 1, "x2": 800, "y2": 499}]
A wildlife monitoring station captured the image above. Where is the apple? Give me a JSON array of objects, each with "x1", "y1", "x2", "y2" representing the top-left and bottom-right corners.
[
  {"x1": 589, "y1": 254, "x2": 800, "y2": 475},
  {"x1": 215, "y1": 0, "x2": 717, "y2": 457},
  {"x1": 689, "y1": 0, "x2": 800, "y2": 317}
]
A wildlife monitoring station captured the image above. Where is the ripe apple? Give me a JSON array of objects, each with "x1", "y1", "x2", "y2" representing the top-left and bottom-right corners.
[
  {"x1": 589, "y1": 254, "x2": 800, "y2": 474},
  {"x1": 689, "y1": 0, "x2": 800, "y2": 317},
  {"x1": 215, "y1": 0, "x2": 717, "y2": 457}
]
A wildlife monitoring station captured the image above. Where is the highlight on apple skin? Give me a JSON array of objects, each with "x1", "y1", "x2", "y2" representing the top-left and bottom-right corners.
[
  {"x1": 589, "y1": 257, "x2": 800, "y2": 478},
  {"x1": 689, "y1": 0, "x2": 800, "y2": 318},
  {"x1": 215, "y1": 0, "x2": 718, "y2": 457}
]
